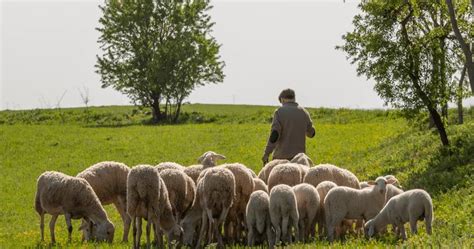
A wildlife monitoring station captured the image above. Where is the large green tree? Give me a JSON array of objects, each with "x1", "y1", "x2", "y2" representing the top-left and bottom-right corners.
[
  {"x1": 339, "y1": 0, "x2": 469, "y2": 146},
  {"x1": 96, "y1": 0, "x2": 224, "y2": 123}
]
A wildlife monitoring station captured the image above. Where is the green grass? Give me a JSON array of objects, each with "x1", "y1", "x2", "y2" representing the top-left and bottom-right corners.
[{"x1": 0, "y1": 104, "x2": 473, "y2": 248}]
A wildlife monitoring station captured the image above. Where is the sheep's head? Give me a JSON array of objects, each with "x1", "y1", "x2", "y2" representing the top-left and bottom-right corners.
[
  {"x1": 92, "y1": 219, "x2": 115, "y2": 243},
  {"x1": 364, "y1": 219, "x2": 377, "y2": 238},
  {"x1": 368, "y1": 176, "x2": 395, "y2": 195},
  {"x1": 198, "y1": 151, "x2": 226, "y2": 168},
  {"x1": 384, "y1": 175, "x2": 403, "y2": 189},
  {"x1": 181, "y1": 209, "x2": 200, "y2": 246}
]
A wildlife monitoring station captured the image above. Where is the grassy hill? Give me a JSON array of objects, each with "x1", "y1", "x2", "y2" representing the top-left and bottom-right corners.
[{"x1": 0, "y1": 104, "x2": 472, "y2": 248}]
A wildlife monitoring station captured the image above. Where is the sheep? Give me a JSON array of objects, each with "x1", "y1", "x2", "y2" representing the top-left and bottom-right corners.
[
  {"x1": 253, "y1": 178, "x2": 268, "y2": 193},
  {"x1": 292, "y1": 183, "x2": 320, "y2": 242},
  {"x1": 126, "y1": 165, "x2": 182, "y2": 249},
  {"x1": 35, "y1": 171, "x2": 115, "y2": 243},
  {"x1": 76, "y1": 161, "x2": 130, "y2": 242},
  {"x1": 257, "y1": 159, "x2": 290, "y2": 183},
  {"x1": 156, "y1": 162, "x2": 186, "y2": 172},
  {"x1": 304, "y1": 164, "x2": 360, "y2": 190},
  {"x1": 365, "y1": 189, "x2": 433, "y2": 240},
  {"x1": 315, "y1": 181, "x2": 338, "y2": 237},
  {"x1": 246, "y1": 190, "x2": 274, "y2": 248},
  {"x1": 159, "y1": 168, "x2": 191, "y2": 222},
  {"x1": 247, "y1": 168, "x2": 258, "y2": 178},
  {"x1": 385, "y1": 175, "x2": 402, "y2": 189},
  {"x1": 359, "y1": 181, "x2": 370, "y2": 189},
  {"x1": 324, "y1": 176, "x2": 396, "y2": 242},
  {"x1": 290, "y1": 152, "x2": 314, "y2": 167},
  {"x1": 267, "y1": 163, "x2": 304, "y2": 191},
  {"x1": 222, "y1": 163, "x2": 255, "y2": 243},
  {"x1": 269, "y1": 184, "x2": 299, "y2": 245},
  {"x1": 184, "y1": 151, "x2": 226, "y2": 183},
  {"x1": 195, "y1": 167, "x2": 236, "y2": 248}
]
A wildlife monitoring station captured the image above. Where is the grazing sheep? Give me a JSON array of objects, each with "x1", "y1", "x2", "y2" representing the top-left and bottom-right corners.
[
  {"x1": 365, "y1": 189, "x2": 433, "y2": 240},
  {"x1": 290, "y1": 152, "x2": 314, "y2": 167},
  {"x1": 35, "y1": 171, "x2": 115, "y2": 243},
  {"x1": 324, "y1": 177, "x2": 396, "y2": 242},
  {"x1": 184, "y1": 151, "x2": 226, "y2": 183},
  {"x1": 76, "y1": 161, "x2": 130, "y2": 242},
  {"x1": 195, "y1": 167, "x2": 236, "y2": 248},
  {"x1": 267, "y1": 163, "x2": 304, "y2": 191},
  {"x1": 156, "y1": 162, "x2": 186, "y2": 172},
  {"x1": 304, "y1": 164, "x2": 360, "y2": 190},
  {"x1": 127, "y1": 165, "x2": 182, "y2": 249},
  {"x1": 246, "y1": 190, "x2": 274, "y2": 248},
  {"x1": 159, "y1": 168, "x2": 189, "y2": 221},
  {"x1": 222, "y1": 163, "x2": 255, "y2": 243},
  {"x1": 253, "y1": 178, "x2": 269, "y2": 193},
  {"x1": 269, "y1": 184, "x2": 299, "y2": 245},
  {"x1": 315, "y1": 181, "x2": 338, "y2": 237},
  {"x1": 292, "y1": 183, "x2": 320, "y2": 242},
  {"x1": 257, "y1": 159, "x2": 290, "y2": 183}
]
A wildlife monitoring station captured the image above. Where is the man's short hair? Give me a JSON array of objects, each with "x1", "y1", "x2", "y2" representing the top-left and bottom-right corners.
[{"x1": 278, "y1": 88, "x2": 295, "y2": 102}]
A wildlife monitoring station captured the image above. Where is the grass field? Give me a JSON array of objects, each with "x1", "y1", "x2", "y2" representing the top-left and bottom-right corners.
[{"x1": 0, "y1": 104, "x2": 473, "y2": 248}]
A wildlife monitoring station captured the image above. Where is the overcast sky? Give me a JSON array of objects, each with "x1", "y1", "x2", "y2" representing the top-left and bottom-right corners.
[{"x1": 1, "y1": 0, "x2": 472, "y2": 110}]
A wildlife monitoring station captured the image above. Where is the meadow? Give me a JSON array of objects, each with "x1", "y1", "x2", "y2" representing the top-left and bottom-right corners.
[{"x1": 0, "y1": 104, "x2": 473, "y2": 248}]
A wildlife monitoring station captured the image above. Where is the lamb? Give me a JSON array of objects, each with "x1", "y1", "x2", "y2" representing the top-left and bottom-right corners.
[
  {"x1": 246, "y1": 190, "x2": 274, "y2": 248},
  {"x1": 222, "y1": 163, "x2": 255, "y2": 243},
  {"x1": 315, "y1": 181, "x2": 338, "y2": 237},
  {"x1": 292, "y1": 183, "x2": 320, "y2": 242},
  {"x1": 361, "y1": 175, "x2": 402, "y2": 190},
  {"x1": 365, "y1": 189, "x2": 433, "y2": 240},
  {"x1": 269, "y1": 184, "x2": 299, "y2": 245},
  {"x1": 290, "y1": 152, "x2": 314, "y2": 167},
  {"x1": 267, "y1": 163, "x2": 304, "y2": 191},
  {"x1": 253, "y1": 178, "x2": 269, "y2": 193},
  {"x1": 35, "y1": 171, "x2": 115, "y2": 243},
  {"x1": 195, "y1": 167, "x2": 236, "y2": 248},
  {"x1": 156, "y1": 162, "x2": 186, "y2": 172},
  {"x1": 184, "y1": 151, "x2": 226, "y2": 183},
  {"x1": 76, "y1": 161, "x2": 130, "y2": 242},
  {"x1": 257, "y1": 159, "x2": 290, "y2": 183},
  {"x1": 126, "y1": 165, "x2": 182, "y2": 249},
  {"x1": 324, "y1": 176, "x2": 396, "y2": 242},
  {"x1": 159, "y1": 168, "x2": 192, "y2": 221},
  {"x1": 304, "y1": 164, "x2": 360, "y2": 190}
]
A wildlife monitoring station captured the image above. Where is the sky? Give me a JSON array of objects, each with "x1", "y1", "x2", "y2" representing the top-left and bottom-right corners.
[{"x1": 1, "y1": 0, "x2": 472, "y2": 110}]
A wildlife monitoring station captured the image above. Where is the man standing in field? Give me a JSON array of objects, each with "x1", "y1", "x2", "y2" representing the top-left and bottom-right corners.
[{"x1": 262, "y1": 88, "x2": 316, "y2": 164}]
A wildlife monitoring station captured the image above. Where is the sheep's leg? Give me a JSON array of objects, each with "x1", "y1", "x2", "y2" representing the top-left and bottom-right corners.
[
  {"x1": 281, "y1": 215, "x2": 290, "y2": 244},
  {"x1": 65, "y1": 213, "x2": 73, "y2": 242},
  {"x1": 397, "y1": 223, "x2": 407, "y2": 240},
  {"x1": 266, "y1": 221, "x2": 275, "y2": 249},
  {"x1": 247, "y1": 225, "x2": 254, "y2": 246},
  {"x1": 39, "y1": 213, "x2": 45, "y2": 241},
  {"x1": 270, "y1": 211, "x2": 281, "y2": 245},
  {"x1": 49, "y1": 214, "x2": 58, "y2": 244},
  {"x1": 131, "y1": 216, "x2": 137, "y2": 249},
  {"x1": 409, "y1": 219, "x2": 418, "y2": 235},
  {"x1": 196, "y1": 211, "x2": 208, "y2": 248},
  {"x1": 146, "y1": 211, "x2": 152, "y2": 249},
  {"x1": 215, "y1": 219, "x2": 225, "y2": 249},
  {"x1": 425, "y1": 215, "x2": 432, "y2": 235},
  {"x1": 291, "y1": 210, "x2": 299, "y2": 244},
  {"x1": 136, "y1": 217, "x2": 143, "y2": 248},
  {"x1": 114, "y1": 197, "x2": 130, "y2": 242}
]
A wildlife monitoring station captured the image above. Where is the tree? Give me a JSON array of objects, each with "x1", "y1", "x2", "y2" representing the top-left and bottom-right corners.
[
  {"x1": 338, "y1": 1, "x2": 464, "y2": 146},
  {"x1": 96, "y1": 0, "x2": 224, "y2": 123},
  {"x1": 446, "y1": 0, "x2": 474, "y2": 94}
]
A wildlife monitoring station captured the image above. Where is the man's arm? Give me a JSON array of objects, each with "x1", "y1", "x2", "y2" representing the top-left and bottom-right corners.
[
  {"x1": 263, "y1": 110, "x2": 282, "y2": 163},
  {"x1": 305, "y1": 109, "x2": 316, "y2": 138}
]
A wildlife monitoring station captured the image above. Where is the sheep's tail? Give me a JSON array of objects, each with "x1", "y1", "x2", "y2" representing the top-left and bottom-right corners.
[
  {"x1": 282, "y1": 215, "x2": 289, "y2": 237},
  {"x1": 424, "y1": 200, "x2": 433, "y2": 235}
]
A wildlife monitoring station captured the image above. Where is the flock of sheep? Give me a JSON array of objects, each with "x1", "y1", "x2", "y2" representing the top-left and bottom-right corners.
[{"x1": 34, "y1": 151, "x2": 434, "y2": 248}]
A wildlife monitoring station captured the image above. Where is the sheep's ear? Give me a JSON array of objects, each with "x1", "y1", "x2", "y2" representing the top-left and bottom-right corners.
[
  {"x1": 367, "y1": 180, "x2": 376, "y2": 185},
  {"x1": 212, "y1": 154, "x2": 226, "y2": 160},
  {"x1": 386, "y1": 178, "x2": 397, "y2": 185}
]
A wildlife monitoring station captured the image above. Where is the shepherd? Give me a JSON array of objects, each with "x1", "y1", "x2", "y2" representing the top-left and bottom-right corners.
[{"x1": 262, "y1": 88, "x2": 316, "y2": 165}]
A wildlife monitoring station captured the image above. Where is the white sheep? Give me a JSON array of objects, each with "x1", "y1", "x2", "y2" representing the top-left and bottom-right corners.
[
  {"x1": 246, "y1": 190, "x2": 274, "y2": 248},
  {"x1": 304, "y1": 164, "x2": 360, "y2": 190},
  {"x1": 290, "y1": 152, "x2": 314, "y2": 167},
  {"x1": 76, "y1": 161, "x2": 130, "y2": 242},
  {"x1": 292, "y1": 183, "x2": 320, "y2": 242},
  {"x1": 156, "y1": 161, "x2": 186, "y2": 172},
  {"x1": 253, "y1": 178, "x2": 269, "y2": 193},
  {"x1": 267, "y1": 163, "x2": 304, "y2": 191},
  {"x1": 159, "y1": 168, "x2": 191, "y2": 222},
  {"x1": 195, "y1": 167, "x2": 236, "y2": 248},
  {"x1": 126, "y1": 165, "x2": 182, "y2": 249},
  {"x1": 315, "y1": 180, "x2": 338, "y2": 237},
  {"x1": 269, "y1": 184, "x2": 299, "y2": 245},
  {"x1": 35, "y1": 171, "x2": 115, "y2": 243},
  {"x1": 222, "y1": 163, "x2": 255, "y2": 243},
  {"x1": 257, "y1": 159, "x2": 290, "y2": 183},
  {"x1": 324, "y1": 176, "x2": 396, "y2": 242},
  {"x1": 184, "y1": 151, "x2": 226, "y2": 183},
  {"x1": 365, "y1": 189, "x2": 433, "y2": 240}
]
